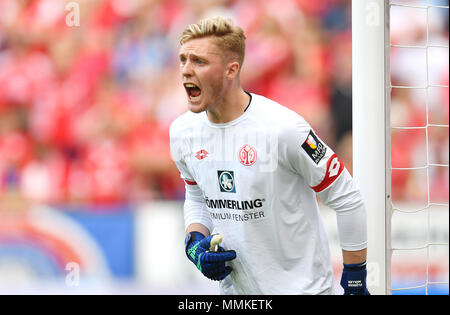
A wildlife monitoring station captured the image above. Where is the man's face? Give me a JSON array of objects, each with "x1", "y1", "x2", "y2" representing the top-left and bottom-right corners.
[{"x1": 179, "y1": 37, "x2": 228, "y2": 113}]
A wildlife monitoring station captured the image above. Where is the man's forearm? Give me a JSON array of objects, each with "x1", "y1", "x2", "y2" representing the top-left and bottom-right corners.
[
  {"x1": 342, "y1": 248, "x2": 367, "y2": 264},
  {"x1": 186, "y1": 223, "x2": 210, "y2": 237}
]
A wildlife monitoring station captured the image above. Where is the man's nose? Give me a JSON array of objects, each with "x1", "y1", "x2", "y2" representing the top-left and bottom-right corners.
[{"x1": 181, "y1": 60, "x2": 194, "y2": 77}]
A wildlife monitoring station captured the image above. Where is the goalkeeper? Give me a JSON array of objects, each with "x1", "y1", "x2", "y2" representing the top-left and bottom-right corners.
[{"x1": 170, "y1": 16, "x2": 369, "y2": 295}]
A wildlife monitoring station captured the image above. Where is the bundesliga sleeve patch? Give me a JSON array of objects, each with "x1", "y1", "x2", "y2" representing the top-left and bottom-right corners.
[{"x1": 301, "y1": 130, "x2": 327, "y2": 164}]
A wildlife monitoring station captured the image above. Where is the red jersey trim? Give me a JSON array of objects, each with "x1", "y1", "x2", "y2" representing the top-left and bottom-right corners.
[
  {"x1": 184, "y1": 179, "x2": 197, "y2": 185},
  {"x1": 311, "y1": 153, "x2": 344, "y2": 193}
]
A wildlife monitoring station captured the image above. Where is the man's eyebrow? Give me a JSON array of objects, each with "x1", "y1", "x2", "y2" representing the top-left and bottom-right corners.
[{"x1": 179, "y1": 52, "x2": 206, "y2": 59}]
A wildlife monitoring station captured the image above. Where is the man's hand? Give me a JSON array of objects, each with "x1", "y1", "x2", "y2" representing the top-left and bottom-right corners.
[
  {"x1": 185, "y1": 232, "x2": 236, "y2": 281},
  {"x1": 340, "y1": 261, "x2": 370, "y2": 295}
]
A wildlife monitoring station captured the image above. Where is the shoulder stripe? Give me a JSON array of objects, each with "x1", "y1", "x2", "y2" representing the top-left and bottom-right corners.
[
  {"x1": 311, "y1": 153, "x2": 344, "y2": 193},
  {"x1": 184, "y1": 179, "x2": 197, "y2": 186}
]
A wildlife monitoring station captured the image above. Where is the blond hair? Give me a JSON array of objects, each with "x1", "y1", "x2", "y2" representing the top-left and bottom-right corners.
[{"x1": 180, "y1": 16, "x2": 246, "y2": 67}]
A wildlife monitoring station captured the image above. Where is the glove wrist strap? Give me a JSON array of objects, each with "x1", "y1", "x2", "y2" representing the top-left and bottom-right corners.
[
  {"x1": 343, "y1": 261, "x2": 367, "y2": 271},
  {"x1": 184, "y1": 231, "x2": 205, "y2": 249}
]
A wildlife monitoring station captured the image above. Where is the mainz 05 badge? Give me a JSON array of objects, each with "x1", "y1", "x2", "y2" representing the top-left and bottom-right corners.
[{"x1": 301, "y1": 130, "x2": 327, "y2": 164}]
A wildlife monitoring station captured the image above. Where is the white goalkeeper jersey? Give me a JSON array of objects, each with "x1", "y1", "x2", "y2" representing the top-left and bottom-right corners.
[{"x1": 170, "y1": 92, "x2": 367, "y2": 295}]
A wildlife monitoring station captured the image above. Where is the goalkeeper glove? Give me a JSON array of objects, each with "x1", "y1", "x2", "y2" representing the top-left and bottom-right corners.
[
  {"x1": 185, "y1": 232, "x2": 236, "y2": 281},
  {"x1": 340, "y1": 261, "x2": 370, "y2": 295}
]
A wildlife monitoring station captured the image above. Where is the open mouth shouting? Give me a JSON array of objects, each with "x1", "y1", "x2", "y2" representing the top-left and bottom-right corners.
[{"x1": 184, "y1": 83, "x2": 202, "y2": 102}]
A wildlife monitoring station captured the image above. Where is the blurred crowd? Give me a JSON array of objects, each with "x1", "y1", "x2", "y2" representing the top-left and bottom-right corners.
[{"x1": 0, "y1": 0, "x2": 448, "y2": 207}]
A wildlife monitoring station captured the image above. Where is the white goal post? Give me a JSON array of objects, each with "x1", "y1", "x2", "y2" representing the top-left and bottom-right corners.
[
  {"x1": 352, "y1": 0, "x2": 392, "y2": 295},
  {"x1": 353, "y1": 0, "x2": 449, "y2": 295}
]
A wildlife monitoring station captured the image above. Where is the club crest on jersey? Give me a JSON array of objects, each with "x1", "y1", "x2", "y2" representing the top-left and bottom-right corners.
[
  {"x1": 217, "y1": 170, "x2": 236, "y2": 193},
  {"x1": 238, "y1": 144, "x2": 257, "y2": 166},
  {"x1": 302, "y1": 130, "x2": 327, "y2": 164}
]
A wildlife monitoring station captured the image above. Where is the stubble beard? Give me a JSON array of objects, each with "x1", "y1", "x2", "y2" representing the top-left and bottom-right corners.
[{"x1": 189, "y1": 79, "x2": 226, "y2": 115}]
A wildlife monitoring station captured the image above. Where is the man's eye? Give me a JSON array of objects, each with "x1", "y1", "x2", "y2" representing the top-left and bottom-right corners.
[{"x1": 196, "y1": 59, "x2": 204, "y2": 64}]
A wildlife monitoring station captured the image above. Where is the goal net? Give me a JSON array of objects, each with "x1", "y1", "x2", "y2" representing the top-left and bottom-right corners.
[{"x1": 352, "y1": 0, "x2": 449, "y2": 295}]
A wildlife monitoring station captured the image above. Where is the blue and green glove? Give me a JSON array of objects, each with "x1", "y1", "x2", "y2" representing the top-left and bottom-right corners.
[
  {"x1": 185, "y1": 232, "x2": 236, "y2": 281},
  {"x1": 340, "y1": 261, "x2": 371, "y2": 295}
]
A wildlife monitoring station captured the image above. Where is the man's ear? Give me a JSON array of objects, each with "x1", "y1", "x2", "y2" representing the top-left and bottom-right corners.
[{"x1": 226, "y1": 61, "x2": 240, "y2": 80}]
